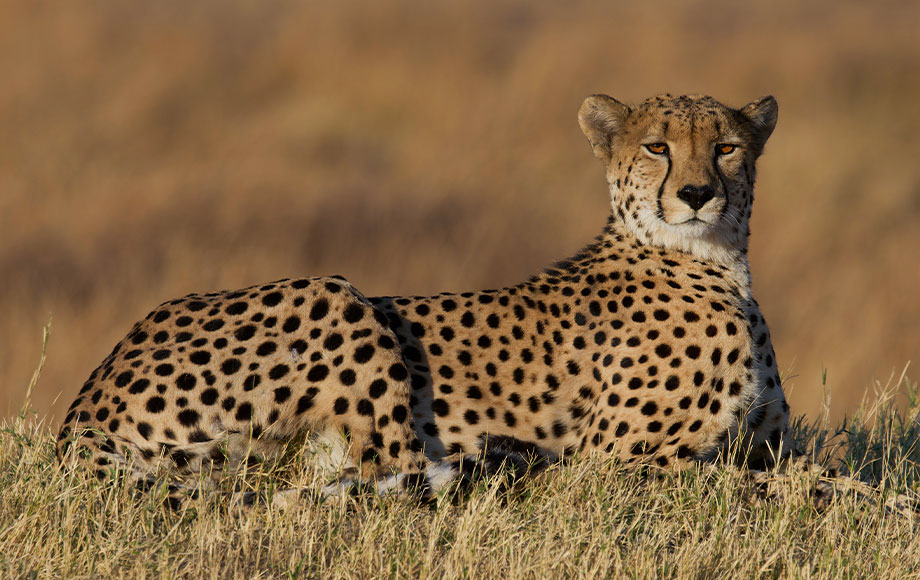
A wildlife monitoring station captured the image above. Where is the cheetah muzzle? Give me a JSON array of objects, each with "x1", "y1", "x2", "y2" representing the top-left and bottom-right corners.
[{"x1": 58, "y1": 93, "x2": 795, "y2": 506}]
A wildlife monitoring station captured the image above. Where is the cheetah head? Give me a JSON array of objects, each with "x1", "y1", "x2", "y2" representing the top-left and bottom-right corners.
[{"x1": 578, "y1": 94, "x2": 777, "y2": 264}]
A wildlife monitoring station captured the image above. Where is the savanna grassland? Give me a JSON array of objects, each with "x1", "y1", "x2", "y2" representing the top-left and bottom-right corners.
[
  {"x1": 2, "y1": 334, "x2": 920, "y2": 578},
  {"x1": 3, "y1": 1, "x2": 920, "y2": 578},
  {"x1": 2, "y1": 0, "x2": 919, "y2": 424}
]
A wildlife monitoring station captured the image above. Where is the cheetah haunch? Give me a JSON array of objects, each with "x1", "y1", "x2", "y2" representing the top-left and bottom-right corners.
[{"x1": 58, "y1": 94, "x2": 791, "y2": 505}]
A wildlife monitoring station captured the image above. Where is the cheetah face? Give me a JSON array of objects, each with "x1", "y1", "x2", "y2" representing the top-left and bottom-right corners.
[{"x1": 578, "y1": 94, "x2": 777, "y2": 262}]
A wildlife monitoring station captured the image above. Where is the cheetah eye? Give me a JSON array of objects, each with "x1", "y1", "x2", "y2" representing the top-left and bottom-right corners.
[
  {"x1": 716, "y1": 144, "x2": 737, "y2": 155},
  {"x1": 645, "y1": 143, "x2": 668, "y2": 155}
]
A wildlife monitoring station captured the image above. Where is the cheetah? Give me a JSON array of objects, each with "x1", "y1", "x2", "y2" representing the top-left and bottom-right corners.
[{"x1": 58, "y1": 93, "x2": 793, "y2": 504}]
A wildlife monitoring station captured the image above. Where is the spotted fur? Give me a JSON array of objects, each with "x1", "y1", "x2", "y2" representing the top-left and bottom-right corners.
[{"x1": 58, "y1": 94, "x2": 792, "y2": 504}]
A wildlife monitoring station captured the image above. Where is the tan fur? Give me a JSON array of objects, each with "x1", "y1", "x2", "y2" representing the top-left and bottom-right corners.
[{"x1": 57, "y1": 94, "x2": 790, "y2": 496}]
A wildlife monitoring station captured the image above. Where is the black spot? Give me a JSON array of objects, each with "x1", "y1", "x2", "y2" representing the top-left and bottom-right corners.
[
  {"x1": 189, "y1": 351, "x2": 211, "y2": 365},
  {"x1": 243, "y1": 374, "x2": 261, "y2": 391},
  {"x1": 369, "y1": 379, "x2": 388, "y2": 398},
  {"x1": 307, "y1": 364, "x2": 329, "y2": 382},
  {"x1": 236, "y1": 402, "x2": 253, "y2": 421},
  {"x1": 708, "y1": 348, "x2": 722, "y2": 366},
  {"x1": 339, "y1": 369, "x2": 356, "y2": 386},
  {"x1": 332, "y1": 398, "x2": 350, "y2": 415},
  {"x1": 200, "y1": 388, "x2": 219, "y2": 406},
  {"x1": 309, "y1": 299, "x2": 329, "y2": 321},
  {"x1": 685, "y1": 345, "x2": 701, "y2": 359},
  {"x1": 128, "y1": 379, "x2": 151, "y2": 394},
  {"x1": 178, "y1": 409, "x2": 200, "y2": 427},
  {"x1": 357, "y1": 399, "x2": 374, "y2": 416},
  {"x1": 176, "y1": 373, "x2": 197, "y2": 391},
  {"x1": 203, "y1": 319, "x2": 225, "y2": 332},
  {"x1": 137, "y1": 422, "x2": 152, "y2": 440},
  {"x1": 262, "y1": 292, "x2": 283, "y2": 307},
  {"x1": 697, "y1": 393, "x2": 710, "y2": 409},
  {"x1": 339, "y1": 303, "x2": 363, "y2": 324},
  {"x1": 268, "y1": 364, "x2": 289, "y2": 380},
  {"x1": 221, "y1": 358, "x2": 242, "y2": 375},
  {"x1": 274, "y1": 387, "x2": 291, "y2": 403},
  {"x1": 431, "y1": 399, "x2": 449, "y2": 417},
  {"x1": 615, "y1": 421, "x2": 629, "y2": 437},
  {"x1": 296, "y1": 391, "x2": 316, "y2": 414},
  {"x1": 460, "y1": 312, "x2": 475, "y2": 327},
  {"x1": 114, "y1": 371, "x2": 134, "y2": 388},
  {"x1": 282, "y1": 316, "x2": 301, "y2": 333},
  {"x1": 234, "y1": 325, "x2": 257, "y2": 341},
  {"x1": 251, "y1": 342, "x2": 275, "y2": 358},
  {"x1": 354, "y1": 344, "x2": 375, "y2": 364},
  {"x1": 226, "y1": 302, "x2": 248, "y2": 315},
  {"x1": 640, "y1": 401, "x2": 658, "y2": 416},
  {"x1": 665, "y1": 376, "x2": 680, "y2": 390},
  {"x1": 146, "y1": 397, "x2": 166, "y2": 413},
  {"x1": 392, "y1": 405, "x2": 408, "y2": 423},
  {"x1": 389, "y1": 364, "x2": 408, "y2": 381},
  {"x1": 507, "y1": 303, "x2": 527, "y2": 322}
]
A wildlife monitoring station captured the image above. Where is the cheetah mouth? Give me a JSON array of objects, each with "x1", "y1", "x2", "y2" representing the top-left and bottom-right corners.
[{"x1": 676, "y1": 216, "x2": 711, "y2": 226}]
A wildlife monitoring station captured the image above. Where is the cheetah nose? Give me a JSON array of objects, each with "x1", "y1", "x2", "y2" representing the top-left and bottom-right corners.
[{"x1": 677, "y1": 185, "x2": 715, "y2": 212}]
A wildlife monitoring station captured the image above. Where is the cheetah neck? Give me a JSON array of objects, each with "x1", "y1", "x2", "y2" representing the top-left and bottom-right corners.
[{"x1": 596, "y1": 214, "x2": 753, "y2": 298}]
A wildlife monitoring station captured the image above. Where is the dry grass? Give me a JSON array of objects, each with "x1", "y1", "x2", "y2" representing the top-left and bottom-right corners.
[
  {"x1": 2, "y1": 2, "x2": 920, "y2": 427},
  {"x1": 3, "y1": 333, "x2": 920, "y2": 579}
]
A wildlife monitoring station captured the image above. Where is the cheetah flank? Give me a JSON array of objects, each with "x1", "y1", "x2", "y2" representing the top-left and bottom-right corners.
[{"x1": 58, "y1": 93, "x2": 792, "y2": 504}]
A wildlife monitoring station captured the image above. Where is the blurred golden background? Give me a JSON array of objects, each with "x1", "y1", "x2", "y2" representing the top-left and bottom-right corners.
[{"x1": 2, "y1": 1, "x2": 919, "y2": 425}]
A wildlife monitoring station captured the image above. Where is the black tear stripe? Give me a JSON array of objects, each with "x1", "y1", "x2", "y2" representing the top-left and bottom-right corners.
[
  {"x1": 713, "y1": 149, "x2": 731, "y2": 224},
  {"x1": 656, "y1": 154, "x2": 672, "y2": 221}
]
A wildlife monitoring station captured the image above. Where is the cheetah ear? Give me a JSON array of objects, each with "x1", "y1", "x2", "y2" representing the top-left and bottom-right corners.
[
  {"x1": 578, "y1": 94, "x2": 630, "y2": 161},
  {"x1": 740, "y1": 96, "x2": 778, "y2": 150}
]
